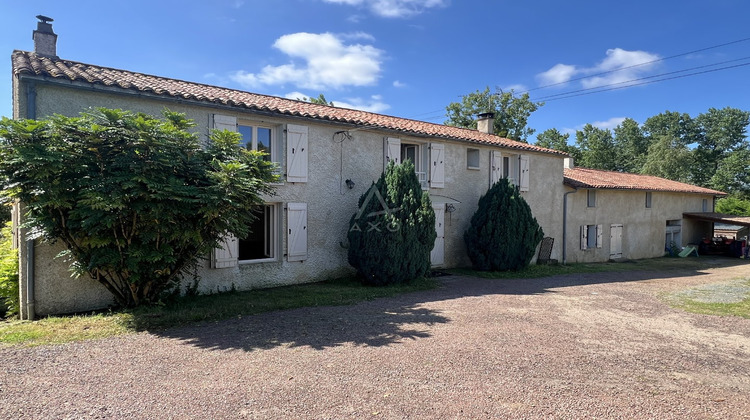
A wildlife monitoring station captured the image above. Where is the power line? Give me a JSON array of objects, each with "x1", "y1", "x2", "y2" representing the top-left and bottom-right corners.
[
  {"x1": 540, "y1": 61, "x2": 750, "y2": 102},
  {"x1": 522, "y1": 36, "x2": 750, "y2": 94},
  {"x1": 399, "y1": 35, "x2": 750, "y2": 122},
  {"x1": 532, "y1": 56, "x2": 750, "y2": 102}
]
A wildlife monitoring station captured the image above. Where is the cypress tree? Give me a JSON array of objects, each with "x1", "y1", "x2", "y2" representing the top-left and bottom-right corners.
[
  {"x1": 464, "y1": 179, "x2": 544, "y2": 271},
  {"x1": 347, "y1": 160, "x2": 436, "y2": 285}
]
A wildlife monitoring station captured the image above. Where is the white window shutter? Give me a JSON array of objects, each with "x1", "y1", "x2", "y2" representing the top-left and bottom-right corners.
[
  {"x1": 286, "y1": 124, "x2": 308, "y2": 183},
  {"x1": 430, "y1": 143, "x2": 445, "y2": 189},
  {"x1": 491, "y1": 151, "x2": 502, "y2": 186},
  {"x1": 580, "y1": 225, "x2": 588, "y2": 250},
  {"x1": 519, "y1": 155, "x2": 530, "y2": 192},
  {"x1": 384, "y1": 137, "x2": 401, "y2": 169},
  {"x1": 596, "y1": 224, "x2": 603, "y2": 248},
  {"x1": 213, "y1": 114, "x2": 237, "y2": 132},
  {"x1": 287, "y1": 203, "x2": 308, "y2": 262},
  {"x1": 212, "y1": 235, "x2": 238, "y2": 268}
]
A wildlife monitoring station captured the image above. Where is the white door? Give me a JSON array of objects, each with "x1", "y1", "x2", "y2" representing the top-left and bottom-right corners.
[
  {"x1": 610, "y1": 224, "x2": 623, "y2": 258},
  {"x1": 431, "y1": 203, "x2": 445, "y2": 266}
]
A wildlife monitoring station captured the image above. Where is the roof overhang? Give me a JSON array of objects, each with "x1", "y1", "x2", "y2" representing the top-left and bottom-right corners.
[{"x1": 683, "y1": 212, "x2": 750, "y2": 227}]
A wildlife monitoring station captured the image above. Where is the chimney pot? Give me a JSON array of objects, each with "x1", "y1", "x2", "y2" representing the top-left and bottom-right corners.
[
  {"x1": 33, "y1": 15, "x2": 57, "y2": 57},
  {"x1": 476, "y1": 112, "x2": 495, "y2": 135}
]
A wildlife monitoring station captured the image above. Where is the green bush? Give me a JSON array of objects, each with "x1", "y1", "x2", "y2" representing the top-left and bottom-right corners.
[
  {"x1": 0, "y1": 222, "x2": 19, "y2": 317},
  {"x1": 0, "y1": 109, "x2": 277, "y2": 307},
  {"x1": 464, "y1": 178, "x2": 544, "y2": 271},
  {"x1": 347, "y1": 160, "x2": 436, "y2": 286}
]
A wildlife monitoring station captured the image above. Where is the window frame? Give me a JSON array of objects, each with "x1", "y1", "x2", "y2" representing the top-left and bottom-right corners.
[
  {"x1": 587, "y1": 189, "x2": 597, "y2": 208},
  {"x1": 238, "y1": 203, "x2": 280, "y2": 264},
  {"x1": 237, "y1": 122, "x2": 278, "y2": 164},
  {"x1": 400, "y1": 140, "x2": 429, "y2": 189},
  {"x1": 467, "y1": 148, "x2": 480, "y2": 170}
]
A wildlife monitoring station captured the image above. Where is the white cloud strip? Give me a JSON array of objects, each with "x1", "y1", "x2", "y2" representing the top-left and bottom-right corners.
[
  {"x1": 537, "y1": 48, "x2": 661, "y2": 89},
  {"x1": 231, "y1": 32, "x2": 383, "y2": 90},
  {"x1": 322, "y1": 0, "x2": 448, "y2": 18},
  {"x1": 284, "y1": 92, "x2": 390, "y2": 113}
]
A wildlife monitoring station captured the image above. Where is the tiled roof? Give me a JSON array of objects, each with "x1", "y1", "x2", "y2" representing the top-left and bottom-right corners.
[
  {"x1": 12, "y1": 50, "x2": 566, "y2": 156},
  {"x1": 684, "y1": 213, "x2": 750, "y2": 227},
  {"x1": 564, "y1": 167, "x2": 726, "y2": 196}
]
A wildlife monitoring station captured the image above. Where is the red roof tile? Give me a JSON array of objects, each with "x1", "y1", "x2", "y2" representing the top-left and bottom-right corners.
[
  {"x1": 12, "y1": 50, "x2": 566, "y2": 156},
  {"x1": 564, "y1": 167, "x2": 726, "y2": 195}
]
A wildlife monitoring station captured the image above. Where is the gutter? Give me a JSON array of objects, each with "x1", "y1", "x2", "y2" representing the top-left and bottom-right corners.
[
  {"x1": 22, "y1": 81, "x2": 36, "y2": 320},
  {"x1": 562, "y1": 188, "x2": 578, "y2": 265}
]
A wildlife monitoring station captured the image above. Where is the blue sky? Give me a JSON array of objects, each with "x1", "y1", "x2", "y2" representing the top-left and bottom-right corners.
[{"x1": 2, "y1": 0, "x2": 749, "y2": 143}]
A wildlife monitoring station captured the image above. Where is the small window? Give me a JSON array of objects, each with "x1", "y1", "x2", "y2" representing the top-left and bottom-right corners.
[
  {"x1": 467, "y1": 148, "x2": 480, "y2": 170},
  {"x1": 587, "y1": 225, "x2": 598, "y2": 249},
  {"x1": 587, "y1": 190, "x2": 596, "y2": 207},
  {"x1": 238, "y1": 124, "x2": 277, "y2": 163},
  {"x1": 702, "y1": 199, "x2": 709, "y2": 212},
  {"x1": 502, "y1": 154, "x2": 518, "y2": 186},
  {"x1": 400, "y1": 142, "x2": 428, "y2": 188},
  {"x1": 238, "y1": 204, "x2": 278, "y2": 262},
  {"x1": 645, "y1": 192, "x2": 652, "y2": 208}
]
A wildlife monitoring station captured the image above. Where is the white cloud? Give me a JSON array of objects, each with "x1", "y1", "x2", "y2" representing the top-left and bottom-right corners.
[
  {"x1": 284, "y1": 92, "x2": 390, "y2": 112},
  {"x1": 322, "y1": 0, "x2": 448, "y2": 18},
  {"x1": 503, "y1": 84, "x2": 528, "y2": 93},
  {"x1": 284, "y1": 91, "x2": 310, "y2": 101},
  {"x1": 230, "y1": 32, "x2": 383, "y2": 90},
  {"x1": 536, "y1": 64, "x2": 577, "y2": 85},
  {"x1": 591, "y1": 117, "x2": 626, "y2": 130},
  {"x1": 537, "y1": 48, "x2": 661, "y2": 89},
  {"x1": 393, "y1": 80, "x2": 407, "y2": 88},
  {"x1": 334, "y1": 95, "x2": 391, "y2": 112}
]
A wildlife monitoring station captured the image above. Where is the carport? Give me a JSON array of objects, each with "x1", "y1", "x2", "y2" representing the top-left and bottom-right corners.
[{"x1": 683, "y1": 212, "x2": 750, "y2": 256}]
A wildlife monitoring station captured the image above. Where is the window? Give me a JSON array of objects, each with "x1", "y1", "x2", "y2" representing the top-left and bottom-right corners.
[
  {"x1": 238, "y1": 204, "x2": 278, "y2": 262},
  {"x1": 587, "y1": 190, "x2": 596, "y2": 207},
  {"x1": 238, "y1": 124, "x2": 275, "y2": 162},
  {"x1": 467, "y1": 148, "x2": 480, "y2": 170},
  {"x1": 645, "y1": 192, "x2": 652, "y2": 208},
  {"x1": 400, "y1": 142, "x2": 428, "y2": 187},
  {"x1": 503, "y1": 156, "x2": 513, "y2": 184},
  {"x1": 581, "y1": 224, "x2": 603, "y2": 250},
  {"x1": 587, "y1": 225, "x2": 598, "y2": 249},
  {"x1": 702, "y1": 198, "x2": 709, "y2": 212}
]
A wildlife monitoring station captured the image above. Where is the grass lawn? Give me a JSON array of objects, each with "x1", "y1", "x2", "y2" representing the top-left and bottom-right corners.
[
  {"x1": 1, "y1": 256, "x2": 744, "y2": 347},
  {"x1": 0, "y1": 276, "x2": 439, "y2": 347}
]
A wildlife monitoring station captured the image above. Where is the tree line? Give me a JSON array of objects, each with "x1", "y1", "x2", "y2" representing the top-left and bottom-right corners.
[{"x1": 443, "y1": 87, "x2": 750, "y2": 212}]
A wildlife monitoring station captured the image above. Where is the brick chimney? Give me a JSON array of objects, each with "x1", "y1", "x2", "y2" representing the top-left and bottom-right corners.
[
  {"x1": 476, "y1": 112, "x2": 495, "y2": 134},
  {"x1": 33, "y1": 15, "x2": 57, "y2": 57}
]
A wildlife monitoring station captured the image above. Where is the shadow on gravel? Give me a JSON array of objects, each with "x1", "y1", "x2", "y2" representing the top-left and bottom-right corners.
[
  {"x1": 152, "y1": 259, "x2": 744, "y2": 353},
  {"x1": 155, "y1": 301, "x2": 450, "y2": 353}
]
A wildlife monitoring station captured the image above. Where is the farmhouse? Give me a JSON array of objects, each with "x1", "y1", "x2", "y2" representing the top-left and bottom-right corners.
[{"x1": 9, "y1": 18, "x2": 726, "y2": 318}]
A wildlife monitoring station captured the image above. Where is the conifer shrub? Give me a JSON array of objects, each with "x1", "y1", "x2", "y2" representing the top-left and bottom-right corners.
[
  {"x1": 347, "y1": 161, "x2": 436, "y2": 286},
  {"x1": 464, "y1": 179, "x2": 544, "y2": 271}
]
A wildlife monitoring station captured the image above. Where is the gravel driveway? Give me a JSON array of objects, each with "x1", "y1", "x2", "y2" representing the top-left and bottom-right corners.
[{"x1": 2, "y1": 261, "x2": 750, "y2": 419}]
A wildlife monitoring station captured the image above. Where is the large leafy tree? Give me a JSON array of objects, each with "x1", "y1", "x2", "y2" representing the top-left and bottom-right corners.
[
  {"x1": 445, "y1": 87, "x2": 543, "y2": 142},
  {"x1": 347, "y1": 160, "x2": 436, "y2": 286},
  {"x1": 613, "y1": 118, "x2": 649, "y2": 173},
  {"x1": 640, "y1": 135, "x2": 694, "y2": 183},
  {"x1": 575, "y1": 124, "x2": 618, "y2": 170},
  {"x1": 693, "y1": 107, "x2": 750, "y2": 191},
  {"x1": 535, "y1": 128, "x2": 581, "y2": 162},
  {"x1": 0, "y1": 108, "x2": 277, "y2": 307}
]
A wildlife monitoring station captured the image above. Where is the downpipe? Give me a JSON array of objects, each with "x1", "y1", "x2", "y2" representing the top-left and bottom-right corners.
[{"x1": 562, "y1": 188, "x2": 578, "y2": 265}]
